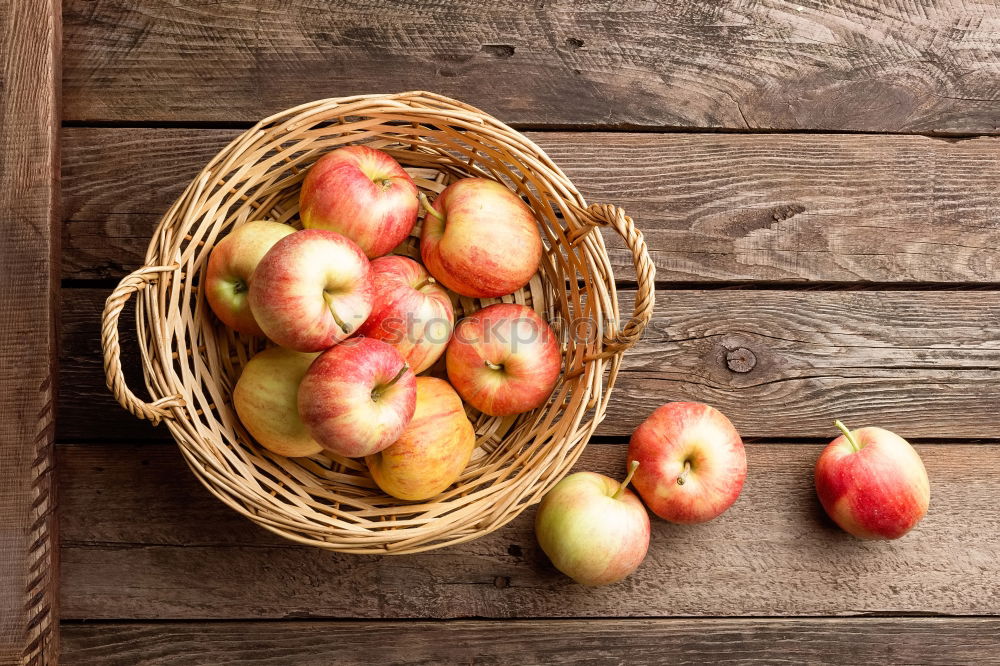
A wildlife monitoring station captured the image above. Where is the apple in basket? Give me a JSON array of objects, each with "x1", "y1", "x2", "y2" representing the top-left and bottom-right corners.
[
  {"x1": 366, "y1": 377, "x2": 476, "y2": 501},
  {"x1": 248, "y1": 229, "x2": 374, "y2": 352},
  {"x1": 299, "y1": 145, "x2": 419, "y2": 258},
  {"x1": 298, "y1": 337, "x2": 416, "y2": 458},
  {"x1": 446, "y1": 303, "x2": 561, "y2": 417},
  {"x1": 535, "y1": 461, "x2": 650, "y2": 586},
  {"x1": 356, "y1": 255, "x2": 455, "y2": 374},
  {"x1": 815, "y1": 421, "x2": 930, "y2": 539},
  {"x1": 204, "y1": 220, "x2": 295, "y2": 335},
  {"x1": 233, "y1": 347, "x2": 322, "y2": 457},
  {"x1": 419, "y1": 177, "x2": 543, "y2": 298},
  {"x1": 628, "y1": 402, "x2": 747, "y2": 524}
]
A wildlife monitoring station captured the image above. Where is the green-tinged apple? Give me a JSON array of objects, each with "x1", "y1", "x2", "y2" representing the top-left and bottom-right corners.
[
  {"x1": 298, "y1": 337, "x2": 416, "y2": 457},
  {"x1": 205, "y1": 220, "x2": 294, "y2": 335},
  {"x1": 445, "y1": 303, "x2": 560, "y2": 416},
  {"x1": 233, "y1": 347, "x2": 322, "y2": 457},
  {"x1": 815, "y1": 420, "x2": 930, "y2": 539},
  {"x1": 356, "y1": 256, "x2": 454, "y2": 373},
  {"x1": 300, "y1": 145, "x2": 418, "y2": 258},
  {"x1": 248, "y1": 229, "x2": 373, "y2": 352},
  {"x1": 419, "y1": 178, "x2": 542, "y2": 298},
  {"x1": 535, "y1": 461, "x2": 650, "y2": 586},
  {"x1": 628, "y1": 402, "x2": 746, "y2": 524},
  {"x1": 366, "y1": 377, "x2": 475, "y2": 501}
]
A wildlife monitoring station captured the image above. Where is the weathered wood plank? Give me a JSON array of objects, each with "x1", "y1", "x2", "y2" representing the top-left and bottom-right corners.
[
  {"x1": 60, "y1": 618, "x2": 1000, "y2": 665},
  {"x1": 0, "y1": 0, "x2": 60, "y2": 662},
  {"x1": 62, "y1": 0, "x2": 1000, "y2": 132},
  {"x1": 60, "y1": 289, "x2": 155, "y2": 442},
  {"x1": 59, "y1": 442, "x2": 1000, "y2": 619},
  {"x1": 63, "y1": 128, "x2": 1000, "y2": 283},
  {"x1": 59, "y1": 288, "x2": 1000, "y2": 442}
]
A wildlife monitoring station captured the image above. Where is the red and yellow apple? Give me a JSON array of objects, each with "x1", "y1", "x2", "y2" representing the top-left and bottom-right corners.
[
  {"x1": 204, "y1": 220, "x2": 294, "y2": 335},
  {"x1": 419, "y1": 178, "x2": 542, "y2": 298},
  {"x1": 297, "y1": 337, "x2": 416, "y2": 458},
  {"x1": 815, "y1": 421, "x2": 930, "y2": 539},
  {"x1": 628, "y1": 402, "x2": 747, "y2": 524},
  {"x1": 366, "y1": 377, "x2": 475, "y2": 501},
  {"x1": 248, "y1": 229, "x2": 373, "y2": 352},
  {"x1": 300, "y1": 145, "x2": 418, "y2": 258},
  {"x1": 233, "y1": 347, "x2": 322, "y2": 457},
  {"x1": 356, "y1": 256, "x2": 454, "y2": 373},
  {"x1": 535, "y1": 461, "x2": 650, "y2": 586},
  {"x1": 446, "y1": 303, "x2": 561, "y2": 416}
]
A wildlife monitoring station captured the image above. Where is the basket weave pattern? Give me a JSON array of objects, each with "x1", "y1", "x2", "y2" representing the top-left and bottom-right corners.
[{"x1": 101, "y1": 91, "x2": 654, "y2": 554}]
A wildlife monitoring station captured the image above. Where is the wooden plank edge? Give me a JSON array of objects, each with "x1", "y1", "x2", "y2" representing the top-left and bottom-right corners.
[{"x1": 0, "y1": 0, "x2": 61, "y2": 662}]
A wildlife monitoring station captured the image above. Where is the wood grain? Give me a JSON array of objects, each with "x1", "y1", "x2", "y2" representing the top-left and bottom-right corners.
[
  {"x1": 62, "y1": 0, "x2": 1000, "y2": 132},
  {"x1": 60, "y1": 288, "x2": 1000, "y2": 441},
  {"x1": 0, "y1": 0, "x2": 60, "y2": 662},
  {"x1": 60, "y1": 618, "x2": 1000, "y2": 665},
  {"x1": 58, "y1": 442, "x2": 1000, "y2": 619},
  {"x1": 63, "y1": 128, "x2": 1000, "y2": 283}
]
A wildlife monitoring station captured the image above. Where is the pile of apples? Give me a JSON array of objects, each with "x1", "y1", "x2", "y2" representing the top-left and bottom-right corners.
[
  {"x1": 206, "y1": 145, "x2": 561, "y2": 501},
  {"x1": 536, "y1": 402, "x2": 931, "y2": 586}
]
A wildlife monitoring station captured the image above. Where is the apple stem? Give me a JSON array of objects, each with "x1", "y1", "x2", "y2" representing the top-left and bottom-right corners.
[
  {"x1": 613, "y1": 460, "x2": 640, "y2": 500},
  {"x1": 414, "y1": 276, "x2": 436, "y2": 291},
  {"x1": 484, "y1": 360, "x2": 503, "y2": 371},
  {"x1": 372, "y1": 363, "x2": 410, "y2": 401},
  {"x1": 676, "y1": 460, "x2": 691, "y2": 486},
  {"x1": 383, "y1": 363, "x2": 410, "y2": 391},
  {"x1": 418, "y1": 192, "x2": 446, "y2": 225},
  {"x1": 325, "y1": 295, "x2": 351, "y2": 335},
  {"x1": 835, "y1": 420, "x2": 861, "y2": 453}
]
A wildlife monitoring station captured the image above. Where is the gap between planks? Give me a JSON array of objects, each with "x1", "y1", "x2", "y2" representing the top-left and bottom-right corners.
[{"x1": 60, "y1": 119, "x2": 999, "y2": 140}]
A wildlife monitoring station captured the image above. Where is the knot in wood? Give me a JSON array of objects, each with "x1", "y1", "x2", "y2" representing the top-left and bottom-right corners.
[{"x1": 726, "y1": 347, "x2": 757, "y2": 373}]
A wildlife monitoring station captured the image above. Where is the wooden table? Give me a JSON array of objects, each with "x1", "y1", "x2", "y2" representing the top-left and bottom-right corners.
[{"x1": 3, "y1": 1, "x2": 1000, "y2": 663}]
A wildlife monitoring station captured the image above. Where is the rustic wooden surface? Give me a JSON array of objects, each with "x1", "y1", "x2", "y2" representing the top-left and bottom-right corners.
[
  {"x1": 62, "y1": 0, "x2": 1000, "y2": 133},
  {"x1": 63, "y1": 128, "x2": 1000, "y2": 284},
  {"x1": 60, "y1": 618, "x2": 1000, "y2": 665},
  {"x1": 58, "y1": 442, "x2": 1000, "y2": 619},
  {"x1": 59, "y1": 289, "x2": 1000, "y2": 441},
  {"x1": 52, "y1": 0, "x2": 1000, "y2": 663},
  {"x1": 0, "y1": 0, "x2": 60, "y2": 663}
]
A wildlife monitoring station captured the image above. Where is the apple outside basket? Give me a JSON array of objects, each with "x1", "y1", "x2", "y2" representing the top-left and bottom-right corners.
[{"x1": 100, "y1": 91, "x2": 655, "y2": 554}]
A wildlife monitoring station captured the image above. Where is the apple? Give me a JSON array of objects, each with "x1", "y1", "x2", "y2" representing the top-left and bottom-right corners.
[
  {"x1": 356, "y1": 255, "x2": 454, "y2": 374},
  {"x1": 204, "y1": 220, "x2": 295, "y2": 335},
  {"x1": 300, "y1": 145, "x2": 419, "y2": 258},
  {"x1": 419, "y1": 178, "x2": 542, "y2": 298},
  {"x1": 248, "y1": 229, "x2": 374, "y2": 352},
  {"x1": 815, "y1": 420, "x2": 930, "y2": 539},
  {"x1": 366, "y1": 377, "x2": 475, "y2": 501},
  {"x1": 628, "y1": 402, "x2": 747, "y2": 524},
  {"x1": 233, "y1": 347, "x2": 322, "y2": 457},
  {"x1": 445, "y1": 303, "x2": 561, "y2": 416},
  {"x1": 298, "y1": 337, "x2": 416, "y2": 457},
  {"x1": 535, "y1": 461, "x2": 650, "y2": 586}
]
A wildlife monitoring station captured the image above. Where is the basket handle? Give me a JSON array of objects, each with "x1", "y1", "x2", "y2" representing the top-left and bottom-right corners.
[
  {"x1": 101, "y1": 264, "x2": 185, "y2": 425},
  {"x1": 573, "y1": 203, "x2": 656, "y2": 353}
]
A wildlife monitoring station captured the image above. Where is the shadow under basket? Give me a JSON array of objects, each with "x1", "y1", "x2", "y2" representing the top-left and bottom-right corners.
[{"x1": 100, "y1": 91, "x2": 655, "y2": 554}]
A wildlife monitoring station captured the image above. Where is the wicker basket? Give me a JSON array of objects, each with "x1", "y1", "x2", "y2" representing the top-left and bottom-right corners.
[{"x1": 101, "y1": 91, "x2": 654, "y2": 554}]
